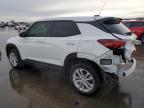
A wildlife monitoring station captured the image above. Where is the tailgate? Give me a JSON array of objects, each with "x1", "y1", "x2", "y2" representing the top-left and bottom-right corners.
[{"x1": 124, "y1": 41, "x2": 136, "y2": 60}]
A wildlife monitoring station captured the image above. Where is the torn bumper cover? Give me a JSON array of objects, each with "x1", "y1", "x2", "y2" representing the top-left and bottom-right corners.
[
  {"x1": 118, "y1": 58, "x2": 136, "y2": 77},
  {"x1": 95, "y1": 50, "x2": 136, "y2": 77}
]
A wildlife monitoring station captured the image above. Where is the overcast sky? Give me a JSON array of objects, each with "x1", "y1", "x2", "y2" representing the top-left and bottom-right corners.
[{"x1": 0, "y1": 0, "x2": 144, "y2": 22}]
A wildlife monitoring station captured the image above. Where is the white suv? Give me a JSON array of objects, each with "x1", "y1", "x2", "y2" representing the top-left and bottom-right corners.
[{"x1": 6, "y1": 16, "x2": 136, "y2": 95}]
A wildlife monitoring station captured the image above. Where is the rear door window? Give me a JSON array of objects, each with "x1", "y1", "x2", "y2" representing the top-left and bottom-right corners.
[{"x1": 50, "y1": 21, "x2": 81, "y2": 37}]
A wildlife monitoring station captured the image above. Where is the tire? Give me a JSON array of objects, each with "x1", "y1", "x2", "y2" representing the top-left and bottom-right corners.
[
  {"x1": 69, "y1": 62, "x2": 101, "y2": 96},
  {"x1": 8, "y1": 49, "x2": 24, "y2": 68},
  {"x1": 141, "y1": 34, "x2": 144, "y2": 44}
]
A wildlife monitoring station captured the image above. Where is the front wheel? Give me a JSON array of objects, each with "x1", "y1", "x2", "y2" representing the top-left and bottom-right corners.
[
  {"x1": 69, "y1": 62, "x2": 101, "y2": 96},
  {"x1": 8, "y1": 49, "x2": 24, "y2": 68}
]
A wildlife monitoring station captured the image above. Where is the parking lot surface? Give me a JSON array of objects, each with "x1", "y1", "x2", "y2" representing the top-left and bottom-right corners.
[{"x1": 0, "y1": 29, "x2": 144, "y2": 108}]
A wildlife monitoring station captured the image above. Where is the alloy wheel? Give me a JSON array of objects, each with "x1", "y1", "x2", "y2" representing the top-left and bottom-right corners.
[
  {"x1": 72, "y1": 68, "x2": 95, "y2": 93},
  {"x1": 9, "y1": 52, "x2": 18, "y2": 67}
]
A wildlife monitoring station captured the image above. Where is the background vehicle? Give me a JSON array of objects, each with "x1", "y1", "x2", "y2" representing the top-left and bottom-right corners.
[
  {"x1": 0, "y1": 22, "x2": 6, "y2": 28},
  {"x1": 7, "y1": 21, "x2": 17, "y2": 27},
  {"x1": 6, "y1": 16, "x2": 136, "y2": 96},
  {"x1": 15, "y1": 25, "x2": 26, "y2": 30},
  {"x1": 123, "y1": 20, "x2": 144, "y2": 44}
]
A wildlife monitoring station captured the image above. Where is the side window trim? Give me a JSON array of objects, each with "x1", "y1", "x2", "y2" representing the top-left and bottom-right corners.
[
  {"x1": 49, "y1": 21, "x2": 54, "y2": 37},
  {"x1": 74, "y1": 22, "x2": 81, "y2": 34},
  {"x1": 47, "y1": 21, "x2": 53, "y2": 36}
]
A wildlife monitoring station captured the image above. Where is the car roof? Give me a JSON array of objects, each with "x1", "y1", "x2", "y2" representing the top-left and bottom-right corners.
[{"x1": 39, "y1": 16, "x2": 108, "y2": 22}]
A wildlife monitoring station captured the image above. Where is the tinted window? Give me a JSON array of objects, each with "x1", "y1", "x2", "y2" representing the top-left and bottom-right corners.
[
  {"x1": 91, "y1": 20, "x2": 131, "y2": 36},
  {"x1": 103, "y1": 23, "x2": 131, "y2": 35},
  {"x1": 123, "y1": 22, "x2": 131, "y2": 28},
  {"x1": 96, "y1": 18, "x2": 131, "y2": 35},
  {"x1": 131, "y1": 22, "x2": 144, "y2": 27},
  {"x1": 28, "y1": 21, "x2": 51, "y2": 37},
  {"x1": 50, "y1": 21, "x2": 80, "y2": 37}
]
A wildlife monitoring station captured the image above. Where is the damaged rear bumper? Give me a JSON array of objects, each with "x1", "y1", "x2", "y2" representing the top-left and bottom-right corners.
[
  {"x1": 118, "y1": 58, "x2": 136, "y2": 77},
  {"x1": 94, "y1": 50, "x2": 136, "y2": 77}
]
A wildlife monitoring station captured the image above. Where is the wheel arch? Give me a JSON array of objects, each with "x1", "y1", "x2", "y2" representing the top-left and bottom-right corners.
[
  {"x1": 6, "y1": 44, "x2": 20, "y2": 57},
  {"x1": 64, "y1": 53, "x2": 104, "y2": 82}
]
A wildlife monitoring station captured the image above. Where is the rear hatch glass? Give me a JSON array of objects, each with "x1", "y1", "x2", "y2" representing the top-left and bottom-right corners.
[{"x1": 95, "y1": 17, "x2": 132, "y2": 36}]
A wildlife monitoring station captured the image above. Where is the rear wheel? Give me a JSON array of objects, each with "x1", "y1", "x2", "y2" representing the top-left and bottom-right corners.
[
  {"x1": 8, "y1": 49, "x2": 24, "y2": 68},
  {"x1": 69, "y1": 62, "x2": 101, "y2": 96},
  {"x1": 141, "y1": 34, "x2": 144, "y2": 44}
]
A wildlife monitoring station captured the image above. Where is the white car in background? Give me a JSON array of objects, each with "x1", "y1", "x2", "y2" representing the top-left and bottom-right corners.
[
  {"x1": 15, "y1": 25, "x2": 26, "y2": 31},
  {"x1": 6, "y1": 16, "x2": 137, "y2": 96}
]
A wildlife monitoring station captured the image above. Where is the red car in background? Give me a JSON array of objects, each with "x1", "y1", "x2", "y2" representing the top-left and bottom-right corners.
[{"x1": 123, "y1": 20, "x2": 144, "y2": 44}]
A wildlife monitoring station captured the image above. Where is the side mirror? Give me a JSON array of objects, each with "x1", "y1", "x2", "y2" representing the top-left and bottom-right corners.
[{"x1": 19, "y1": 31, "x2": 27, "y2": 37}]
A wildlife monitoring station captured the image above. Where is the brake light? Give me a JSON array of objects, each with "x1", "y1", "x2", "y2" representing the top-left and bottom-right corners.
[{"x1": 98, "y1": 39, "x2": 125, "y2": 49}]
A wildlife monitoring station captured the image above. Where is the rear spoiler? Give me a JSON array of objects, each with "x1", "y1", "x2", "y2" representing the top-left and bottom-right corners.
[{"x1": 94, "y1": 16, "x2": 122, "y2": 24}]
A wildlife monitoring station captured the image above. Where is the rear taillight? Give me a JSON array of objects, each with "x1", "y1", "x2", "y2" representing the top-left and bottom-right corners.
[{"x1": 98, "y1": 39, "x2": 125, "y2": 49}]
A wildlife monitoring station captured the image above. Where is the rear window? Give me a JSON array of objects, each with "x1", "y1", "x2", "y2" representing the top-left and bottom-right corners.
[
  {"x1": 103, "y1": 23, "x2": 131, "y2": 35},
  {"x1": 98, "y1": 18, "x2": 131, "y2": 35},
  {"x1": 123, "y1": 22, "x2": 131, "y2": 28}
]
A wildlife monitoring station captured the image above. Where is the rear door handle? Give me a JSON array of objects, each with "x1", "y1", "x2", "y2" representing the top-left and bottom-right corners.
[
  {"x1": 35, "y1": 41, "x2": 42, "y2": 43},
  {"x1": 65, "y1": 43, "x2": 75, "y2": 46}
]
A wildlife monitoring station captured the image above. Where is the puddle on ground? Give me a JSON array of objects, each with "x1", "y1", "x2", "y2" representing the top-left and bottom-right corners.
[{"x1": 9, "y1": 67, "x2": 131, "y2": 108}]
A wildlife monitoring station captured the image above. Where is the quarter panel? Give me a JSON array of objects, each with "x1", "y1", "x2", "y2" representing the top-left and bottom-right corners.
[{"x1": 77, "y1": 23, "x2": 111, "y2": 59}]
